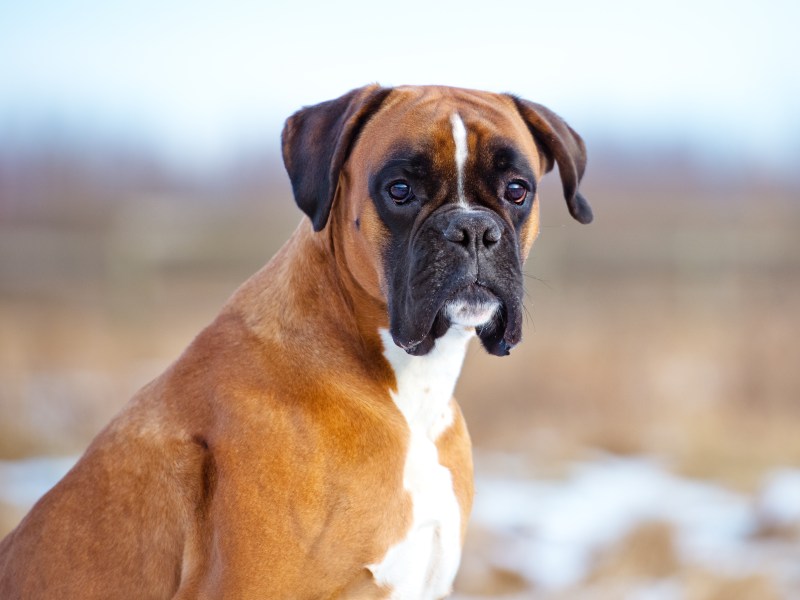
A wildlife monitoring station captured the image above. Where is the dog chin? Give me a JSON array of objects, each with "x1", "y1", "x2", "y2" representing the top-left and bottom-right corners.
[
  {"x1": 444, "y1": 284, "x2": 501, "y2": 327},
  {"x1": 445, "y1": 298, "x2": 501, "y2": 327}
]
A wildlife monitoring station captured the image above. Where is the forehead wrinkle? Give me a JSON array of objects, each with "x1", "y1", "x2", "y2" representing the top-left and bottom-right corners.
[{"x1": 354, "y1": 89, "x2": 543, "y2": 194}]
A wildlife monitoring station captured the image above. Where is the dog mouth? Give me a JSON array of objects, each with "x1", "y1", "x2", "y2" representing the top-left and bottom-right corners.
[{"x1": 390, "y1": 280, "x2": 522, "y2": 357}]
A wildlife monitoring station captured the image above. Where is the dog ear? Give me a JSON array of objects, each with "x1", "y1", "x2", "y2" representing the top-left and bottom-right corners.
[
  {"x1": 508, "y1": 96, "x2": 593, "y2": 224},
  {"x1": 281, "y1": 85, "x2": 392, "y2": 231}
]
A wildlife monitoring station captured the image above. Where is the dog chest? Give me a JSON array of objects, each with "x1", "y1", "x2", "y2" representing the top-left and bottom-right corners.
[{"x1": 368, "y1": 328, "x2": 472, "y2": 599}]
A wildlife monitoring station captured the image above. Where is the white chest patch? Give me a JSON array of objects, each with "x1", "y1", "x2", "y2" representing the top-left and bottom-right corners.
[{"x1": 368, "y1": 326, "x2": 473, "y2": 600}]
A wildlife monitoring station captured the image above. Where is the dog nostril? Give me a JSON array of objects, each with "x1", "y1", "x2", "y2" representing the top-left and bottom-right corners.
[
  {"x1": 484, "y1": 225, "x2": 502, "y2": 245},
  {"x1": 444, "y1": 225, "x2": 467, "y2": 244},
  {"x1": 443, "y1": 215, "x2": 502, "y2": 248}
]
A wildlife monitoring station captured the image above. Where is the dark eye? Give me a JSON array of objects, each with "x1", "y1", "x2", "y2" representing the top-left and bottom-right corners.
[
  {"x1": 504, "y1": 181, "x2": 528, "y2": 205},
  {"x1": 388, "y1": 180, "x2": 413, "y2": 204}
]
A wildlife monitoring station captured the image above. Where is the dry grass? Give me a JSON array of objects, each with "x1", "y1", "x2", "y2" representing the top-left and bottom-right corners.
[
  {"x1": 1, "y1": 146, "x2": 799, "y2": 593},
  {"x1": 2, "y1": 173, "x2": 799, "y2": 469}
]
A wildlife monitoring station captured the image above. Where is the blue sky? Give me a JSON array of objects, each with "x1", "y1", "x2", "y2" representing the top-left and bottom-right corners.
[{"x1": 1, "y1": 0, "x2": 798, "y2": 170}]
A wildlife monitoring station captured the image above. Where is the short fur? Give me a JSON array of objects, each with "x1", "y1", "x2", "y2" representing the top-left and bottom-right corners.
[{"x1": 0, "y1": 84, "x2": 590, "y2": 599}]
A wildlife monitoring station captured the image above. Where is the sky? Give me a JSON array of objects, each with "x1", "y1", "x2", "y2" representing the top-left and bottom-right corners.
[{"x1": 1, "y1": 0, "x2": 798, "y2": 171}]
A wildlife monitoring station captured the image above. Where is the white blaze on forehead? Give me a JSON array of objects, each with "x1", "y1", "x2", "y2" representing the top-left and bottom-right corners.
[{"x1": 449, "y1": 113, "x2": 469, "y2": 208}]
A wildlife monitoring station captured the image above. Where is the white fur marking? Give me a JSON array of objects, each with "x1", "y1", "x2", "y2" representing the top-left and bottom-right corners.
[
  {"x1": 450, "y1": 113, "x2": 469, "y2": 208},
  {"x1": 368, "y1": 327, "x2": 472, "y2": 599}
]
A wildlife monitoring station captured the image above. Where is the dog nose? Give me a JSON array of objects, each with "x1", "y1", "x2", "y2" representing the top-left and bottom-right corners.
[{"x1": 443, "y1": 211, "x2": 502, "y2": 249}]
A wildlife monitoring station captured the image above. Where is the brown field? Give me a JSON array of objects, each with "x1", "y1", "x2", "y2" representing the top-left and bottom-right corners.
[{"x1": 1, "y1": 145, "x2": 799, "y2": 596}]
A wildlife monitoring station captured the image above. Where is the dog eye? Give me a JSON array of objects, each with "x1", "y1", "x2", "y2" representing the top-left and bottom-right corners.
[
  {"x1": 388, "y1": 181, "x2": 413, "y2": 204},
  {"x1": 504, "y1": 181, "x2": 528, "y2": 205}
]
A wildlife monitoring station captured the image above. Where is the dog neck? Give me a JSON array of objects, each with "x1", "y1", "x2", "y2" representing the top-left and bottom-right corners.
[
  {"x1": 379, "y1": 326, "x2": 472, "y2": 440},
  {"x1": 228, "y1": 220, "x2": 474, "y2": 408},
  {"x1": 226, "y1": 221, "x2": 392, "y2": 381}
]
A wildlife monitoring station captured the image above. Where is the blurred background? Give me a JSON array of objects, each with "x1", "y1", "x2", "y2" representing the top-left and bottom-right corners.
[{"x1": 1, "y1": 0, "x2": 799, "y2": 597}]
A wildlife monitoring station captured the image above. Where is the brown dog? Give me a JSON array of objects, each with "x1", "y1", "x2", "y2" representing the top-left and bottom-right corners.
[{"x1": 0, "y1": 85, "x2": 591, "y2": 599}]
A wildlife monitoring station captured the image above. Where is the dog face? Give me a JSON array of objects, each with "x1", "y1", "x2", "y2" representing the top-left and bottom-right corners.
[{"x1": 282, "y1": 85, "x2": 591, "y2": 356}]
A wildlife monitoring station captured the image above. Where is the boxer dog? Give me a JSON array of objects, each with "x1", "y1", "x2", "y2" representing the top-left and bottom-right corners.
[{"x1": 0, "y1": 85, "x2": 591, "y2": 599}]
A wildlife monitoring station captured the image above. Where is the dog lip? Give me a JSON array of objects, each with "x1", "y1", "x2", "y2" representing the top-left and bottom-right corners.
[
  {"x1": 447, "y1": 281, "x2": 500, "y2": 304},
  {"x1": 390, "y1": 326, "x2": 430, "y2": 352},
  {"x1": 397, "y1": 338, "x2": 423, "y2": 351}
]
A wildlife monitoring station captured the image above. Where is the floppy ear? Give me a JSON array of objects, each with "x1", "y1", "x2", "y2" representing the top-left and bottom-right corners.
[
  {"x1": 508, "y1": 96, "x2": 593, "y2": 224},
  {"x1": 281, "y1": 84, "x2": 392, "y2": 231}
]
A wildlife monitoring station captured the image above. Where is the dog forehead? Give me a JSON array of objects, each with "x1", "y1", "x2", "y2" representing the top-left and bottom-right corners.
[{"x1": 352, "y1": 86, "x2": 539, "y2": 171}]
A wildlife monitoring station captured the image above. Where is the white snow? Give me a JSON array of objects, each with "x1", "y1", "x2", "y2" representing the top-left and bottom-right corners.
[
  {"x1": 469, "y1": 452, "x2": 800, "y2": 591},
  {"x1": 757, "y1": 468, "x2": 800, "y2": 528},
  {"x1": 2, "y1": 451, "x2": 800, "y2": 595}
]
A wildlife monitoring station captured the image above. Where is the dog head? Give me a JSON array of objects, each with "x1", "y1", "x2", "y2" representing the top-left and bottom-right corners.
[{"x1": 282, "y1": 85, "x2": 591, "y2": 356}]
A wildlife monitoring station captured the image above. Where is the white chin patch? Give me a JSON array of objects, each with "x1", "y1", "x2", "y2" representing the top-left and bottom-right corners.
[{"x1": 445, "y1": 299, "x2": 500, "y2": 327}]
